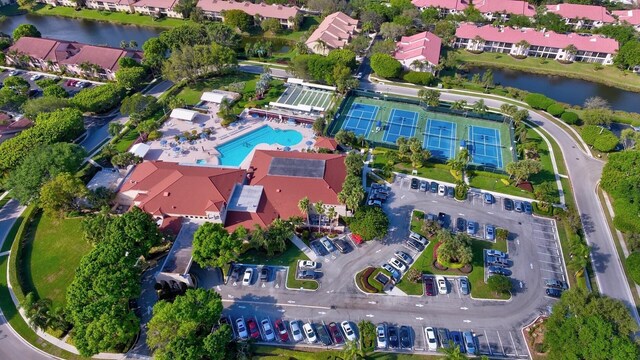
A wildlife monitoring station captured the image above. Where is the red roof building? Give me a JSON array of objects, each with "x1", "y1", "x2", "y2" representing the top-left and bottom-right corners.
[
  {"x1": 314, "y1": 137, "x2": 339, "y2": 151},
  {"x1": 196, "y1": 0, "x2": 300, "y2": 29},
  {"x1": 614, "y1": 9, "x2": 640, "y2": 30},
  {"x1": 545, "y1": 3, "x2": 615, "y2": 29},
  {"x1": 412, "y1": 0, "x2": 534, "y2": 20},
  {"x1": 306, "y1": 12, "x2": 359, "y2": 55},
  {"x1": 394, "y1": 31, "x2": 442, "y2": 73}
]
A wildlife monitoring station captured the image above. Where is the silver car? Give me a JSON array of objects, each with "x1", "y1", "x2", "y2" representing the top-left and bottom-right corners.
[
  {"x1": 290, "y1": 320, "x2": 303, "y2": 342},
  {"x1": 458, "y1": 277, "x2": 470, "y2": 295},
  {"x1": 236, "y1": 318, "x2": 248, "y2": 339},
  {"x1": 376, "y1": 323, "x2": 387, "y2": 348}
]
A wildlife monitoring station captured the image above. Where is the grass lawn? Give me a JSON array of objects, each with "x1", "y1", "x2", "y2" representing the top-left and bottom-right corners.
[
  {"x1": 31, "y1": 4, "x2": 187, "y2": 28},
  {"x1": 21, "y1": 212, "x2": 91, "y2": 309},
  {"x1": 270, "y1": 16, "x2": 320, "y2": 41},
  {"x1": 396, "y1": 211, "x2": 509, "y2": 300},
  {"x1": 454, "y1": 49, "x2": 640, "y2": 93},
  {"x1": 113, "y1": 128, "x2": 140, "y2": 153},
  {"x1": 251, "y1": 344, "x2": 441, "y2": 359},
  {"x1": 238, "y1": 244, "x2": 318, "y2": 290},
  {"x1": 468, "y1": 171, "x2": 534, "y2": 199},
  {"x1": 371, "y1": 147, "x2": 457, "y2": 183}
]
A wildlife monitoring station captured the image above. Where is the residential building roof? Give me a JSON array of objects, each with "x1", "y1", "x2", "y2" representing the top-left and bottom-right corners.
[
  {"x1": 88, "y1": 0, "x2": 137, "y2": 4},
  {"x1": 314, "y1": 136, "x2": 339, "y2": 151},
  {"x1": 411, "y1": 0, "x2": 468, "y2": 11},
  {"x1": 133, "y1": 0, "x2": 178, "y2": 9},
  {"x1": 545, "y1": 3, "x2": 615, "y2": 23},
  {"x1": 196, "y1": 0, "x2": 299, "y2": 20},
  {"x1": 475, "y1": 0, "x2": 535, "y2": 17},
  {"x1": 613, "y1": 9, "x2": 640, "y2": 25},
  {"x1": 120, "y1": 161, "x2": 246, "y2": 216},
  {"x1": 305, "y1": 11, "x2": 358, "y2": 50},
  {"x1": 60, "y1": 45, "x2": 141, "y2": 72},
  {"x1": 8, "y1": 37, "x2": 82, "y2": 63},
  {"x1": 394, "y1": 31, "x2": 442, "y2": 66},
  {"x1": 456, "y1": 23, "x2": 619, "y2": 54}
]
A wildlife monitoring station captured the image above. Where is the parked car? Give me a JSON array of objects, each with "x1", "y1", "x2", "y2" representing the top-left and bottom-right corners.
[
  {"x1": 399, "y1": 326, "x2": 411, "y2": 349},
  {"x1": 376, "y1": 323, "x2": 387, "y2": 349},
  {"x1": 299, "y1": 270, "x2": 317, "y2": 279},
  {"x1": 298, "y1": 260, "x2": 317, "y2": 269},
  {"x1": 437, "y1": 328, "x2": 450, "y2": 349},
  {"x1": 456, "y1": 217, "x2": 466, "y2": 232},
  {"x1": 274, "y1": 319, "x2": 289, "y2": 342},
  {"x1": 524, "y1": 201, "x2": 532, "y2": 214},
  {"x1": 458, "y1": 277, "x2": 470, "y2": 295},
  {"x1": 367, "y1": 199, "x2": 382, "y2": 207},
  {"x1": 463, "y1": 331, "x2": 477, "y2": 354},
  {"x1": 261, "y1": 318, "x2": 275, "y2": 341},
  {"x1": 328, "y1": 322, "x2": 344, "y2": 345},
  {"x1": 247, "y1": 318, "x2": 261, "y2": 340},
  {"x1": 334, "y1": 239, "x2": 350, "y2": 253},
  {"x1": 242, "y1": 268, "x2": 253, "y2": 285},
  {"x1": 545, "y1": 279, "x2": 566, "y2": 289},
  {"x1": 388, "y1": 326, "x2": 399, "y2": 349},
  {"x1": 450, "y1": 331, "x2": 465, "y2": 353},
  {"x1": 486, "y1": 255, "x2": 509, "y2": 267},
  {"x1": 410, "y1": 178, "x2": 419, "y2": 189},
  {"x1": 503, "y1": 198, "x2": 514, "y2": 211},
  {"x1": 260, "y1": 267, "x2": 270, "y2": 282},
  {"x1": 236, "y1": 318, "x2": 248, "y2": 339},
  {"x1": 485, "y1": 225, "x2": 495, "y2": 241},
  {"x1": 419, "y1": 180, "x2": 428, "y2": 192},
  {"x1": 303, "y1": 322, "x2": 317, "y2": 343},
  {"x1": 373, "y1": 187, "x2": 390, "y2": 196},
  {"x1": 425, "y1": 327, "x2": 438, "y2": 351},
  {"x1": 395, "y1": 250, "x2": 413, "y2": 264},
  {"x1": 424, "y1": 277, "x2": 436, "y2": 296},
  {"x1": 382, "y1": 263, "x2": 401, "y2": 280},
  {"x1": 30, "y1": 74, "x2": 42, "y2": 81},
  {"x1": 438, "y1": 184, "x2": 446, "y2": 196},
  {"x1": 66, "y1": 79, "x2": 77, "y2": 87},
  {"x1": 341, "y1": 321, "x2": 357, "y2": 341},
  {"x1": 488, "y1": 266, "x2": 512, "y2": 276},
  {"x1": 486, "y1": 250, "x2": 507, "y2": 258},
  {"x1": 389, "y1": 258, "x2": 407, "y2": 273},
  {"x1": 405, "y1": 239, "x2": 423, "y2": 252},
  {"x1": 371, "y1": 193, "x2": 387, "y2": 201},
  {"x1": 484, "y1": 193, "x2": 494, "y2": 204},
  {"x1": 429, "y1": 182, "x2": 438, "y2": 193},
  {"x1": 426, "y1": 213, "x2": 437, "y2": 222},
  {"x1": 230, "y1": 266, "x2": 242, "y2": 281},
  {"x1": 546, "y1": 288, "x2": 563, "y2": 298},
  {"x1": 466, "y1": 221, "x2": 476, "y2": 235},
  {"x1": 321, "y1": 238, "x2": 335, "y2": 252},
  {"x1": 409, "y1": 231, "x2": 428, "y2": 246},
  {"x1": 290, "y1": 320, "x2": 303, "y2": 342},
  {"x1": 315, "y1": 323, "x2": 332, "y2": 346},
  {"x1": 436, "y1": 276, "x2": 448, "y2": 294},
  {"x1": 437, "y1": 212, "x2": 447, "y2": 227},
  {"x1": 514, "y1": 200, "x2": 524, "y2": 213},
  {"x1": 8, "y1": 70, "x2": 20, "y2": 76},
  {"x1": 446, "y1": 186, "x2": 455, "y2": 198}
]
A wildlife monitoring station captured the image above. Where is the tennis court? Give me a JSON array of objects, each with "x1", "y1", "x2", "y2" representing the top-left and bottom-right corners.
[
  {"x1": 468, "y1": 125, "x2": 503, "y2": 168},
  {"x1": 424, "y1": 119, "x2": 457, "y2": 159},
  {"x1": 383, "y1": 109, "x2": 419, "y2": 144},
  {"x1": 275, "y1": 84, "x2": 333, "y2": 111},
  {"x1": 342, "y1": 103, "x2": 379, "y2": 136}
]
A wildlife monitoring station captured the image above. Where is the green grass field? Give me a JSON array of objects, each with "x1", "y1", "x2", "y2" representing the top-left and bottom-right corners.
[
  {"x1": 238, "y1": 244, "x2": 318, "y2": 290},
  {"x1": 22, "y1": 212, "x2": 91, "y2": 309},
  {"x1": 32, "y1": 4, "x2": 187, "y2": 28}
]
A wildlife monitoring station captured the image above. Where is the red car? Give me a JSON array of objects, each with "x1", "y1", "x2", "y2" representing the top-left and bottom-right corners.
[
  {"x1": 425, "y1": 277, "x2": 436, "y2": 296},
  {"x1": 328, "y1": 322, "x2": 344, "y2": 345},
  {"x1": 247, "y1": 318, "x2": 261, "y2": 340},
  {"x1": 275, "y1": 319, "x2": 289, "y2": 342}
]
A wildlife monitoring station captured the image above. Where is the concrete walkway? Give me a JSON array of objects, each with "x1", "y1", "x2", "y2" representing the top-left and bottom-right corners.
[{"x1": 290, "y1": 235, "x2": 317, "y2": 261}]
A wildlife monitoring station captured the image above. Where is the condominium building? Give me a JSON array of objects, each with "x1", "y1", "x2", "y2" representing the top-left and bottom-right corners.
[
  {"x1": 394, "y1": 31, "x2": 442, "y2": 73},
  {"x1": 411, "y1": 0, "x2": 535, "y2": 20},
  {"x1": 545, "y1": 3, "x2": 615, "y2": 29},
  {"x1": 613, "y1": 9, "x2": 640, "y2": 31},
  {"x1": 305, "y1": 12, "x2": 359, "y2": 55},
  {"x1": 196, "y1": 0, "x2": 300, "y2": 29}
]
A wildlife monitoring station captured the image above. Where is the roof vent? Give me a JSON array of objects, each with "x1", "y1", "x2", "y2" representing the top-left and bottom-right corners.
[
  {"x1": 276, "y1": 189, "x2": 281, "y2": 192},
  {"x1": 163, "y1": 192, "x2": 170, "y2": 197},
  {"x1": 172, "y1": 205, "x2": 176, "y2": 209}
]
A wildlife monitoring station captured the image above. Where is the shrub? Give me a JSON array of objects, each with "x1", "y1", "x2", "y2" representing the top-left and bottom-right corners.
[
  {"x1": 546, "y1": 103, "x2": 565, "y2": 117},
  {"x1": 627, "y1": 252, "x2": 640, "y2": 285},
  {"x1": 370, "y1": 53, "x2": 402, "y2": 79},
  {"x1": 147, "y1": 130, "x2": 162, "y2": 141},
  {"x1": 524, "y1": 93, "x2": 555, "y2": 110},
  {"x1": 593, "y1": 132, "x2": 619, "y2": 152},
  {"x1": 357, "y1": 267, "x2": 379, "y2": 293},
  {"x1": 402, "y1": 71, "x2": 435, "y2": 86},
  {"x1": 580, "y1": 125, "x2": 601, "y2": 145},
  {"x1": 561, "y1": 111, "x2": 579, "y2": 125}
]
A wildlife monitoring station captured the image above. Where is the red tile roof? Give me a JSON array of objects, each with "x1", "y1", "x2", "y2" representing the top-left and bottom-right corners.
[
  {"x1": 545, "y1": 3, "x2": 615, "y2": 23},
  {"x1": 247, "y1": 150, "x2": 346, "y2": 220},
  {"x1": 475, "y1": 0, "x2": 535, "y2": 17},
  {"x1": 613, "y1": 9, "x2": 640, "y2": 25},
  {"x1": 306, "y1": 12, "x2": 358, "y2": 50},
  {"x1": 120, "y1": 161, "x2": 246, "y2": 216},
  {"x1": 61, "y1": 45, "x2": 142, "y2": 72},
  {"x1": 224, "y1": 194, "x2": 279, "y2": 231},
  {"x1": 196, "y1": 0, "x2": 299, "y2": 20},
  {"x1": 314, "y1": 137, "x2": 339, "y2": 151},
  {"x1": 456, "y1": 23, "x2": 619, "y2": 54},
  {"x1": 412, "y1": 0, "x2": 468, "y2": 11},
  {"x1": 394, "y1": 31, "x2": 442, "y2": 66}
]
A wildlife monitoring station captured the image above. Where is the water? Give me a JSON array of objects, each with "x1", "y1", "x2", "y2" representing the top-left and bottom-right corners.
[
  {"x1": 216, "y1": 125, "x2": 303, "y2": 166},
  {"x1": 0, "y1": 14, "x2": 162, "y2": 48},
  {"x1": 467, "y1": 67, "x2": 639, "y2": 113}
]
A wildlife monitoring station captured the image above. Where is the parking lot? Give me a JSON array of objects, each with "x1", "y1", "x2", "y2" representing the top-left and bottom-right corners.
[{"x1": 0, "y1": 68, "x2": 98, "y2": 99}]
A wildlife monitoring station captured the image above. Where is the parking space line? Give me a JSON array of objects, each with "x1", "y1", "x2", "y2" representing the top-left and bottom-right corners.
[
  {"x1": 484, "y1": 330, "x2": 492, "y2": 355},
  {"x1": 509, "y1": 331, "x2": 519, "y2": 357},
  {"x1": 540, "y1": 268, "x2": 565, "y2": 274},
  {"x1": 496, "y1": 331, "x2": 505, "y2": 355},
  {"x1": 538, "y1": 259, "x2": 561, "y2": 265}
]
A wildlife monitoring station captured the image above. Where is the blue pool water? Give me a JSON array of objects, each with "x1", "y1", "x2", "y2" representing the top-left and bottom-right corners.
[
  {"x1": 216, "y1": 125, "x2": 303, "y2": 166},
  {"x1": 196, "y1": 159, "x2": 207, "y2": 164}
]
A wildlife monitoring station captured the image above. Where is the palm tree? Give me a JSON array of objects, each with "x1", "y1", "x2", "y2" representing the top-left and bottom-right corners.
[
  {"x1": 439, "y1": 340, "x2": 468, "y2": 359},
  {"x1": 313, "y1": 39, "x2": 327, "y2": 54},
  {"x1": 569, "y1": 241, "x2": 590, "y2": 277},
  {"x1": 472, "y1": 99, "x2": 488, "y2": 114},
  {"x1": 450, "y1": 100, "x2": 467, "y2": 111},
  {"x1": 326, "y1": 206, "x2": 337, "y2": 233},
  {"x1": 410, "y1": 59, "x2": 426, "y2": 72},
  {"x1": 314, "y1": 201, "x2": 325, "y2": 231},
  {"x1": 298, "y1": 197, "x2": 309, "y2": 227}
]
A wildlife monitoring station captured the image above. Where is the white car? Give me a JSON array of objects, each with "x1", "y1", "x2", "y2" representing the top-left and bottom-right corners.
[
  {"x1": 30, "y1": 74, "x2": 42, "y2": 81},
  {"x1": 436, "y1": 276, "x2": 448, "y2": 294},
  {"x1": 261, "y1": 318, "x2": 275, "y2": 341},
  {"x1": 298, "y1": 260, "x2": 317, "y2": 269},
  {"x1": 376, "y1": 323, "x2": 387, "y2": 349},
  {"x1": 290, "y1": 320, "x2": 303, "y2": 342},
  {"x1": 341, "y1": 321, "x2": 357, "y2": 342},
  {"x1": 388, "y1": 258, "x2": 407, "y2": 273},
  {"x1": 236, "y1": 318, "x2": 248, "y2": 339},
  {"x1": 409, "y1": 231, "x2": 428, "y2": 246},
  {"x1": 242, "y1": 268, "x2": 253, "y2": 285},
  {"x1": 438, "y1": 184, "x2": 446, "y2": 196},
  {"x1": 303, "y1": 322, "x2": 317, "y2": 343},
  {"x1": 425, "y1": 327, "x2": 438, "y2": 351}
]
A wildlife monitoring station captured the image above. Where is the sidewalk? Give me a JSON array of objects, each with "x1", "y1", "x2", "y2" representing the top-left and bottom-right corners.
[{"x1": 290, "y1": 235, "x2": 317, "y2": 261}]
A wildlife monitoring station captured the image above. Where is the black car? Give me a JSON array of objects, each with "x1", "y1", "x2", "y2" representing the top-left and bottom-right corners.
[
  {"x1": 429, "y1": 182, "x2": 438, "y2": 193},
  {"x1": 334, "y1": 239, "x2": 351, "y2": 253},
  {"x1": 299, "y1": 270, "x2": 317, "y2": 279},
  {"x1": 545, "y1": 279, "x2": 566, "y2": 289},
  {"x1": 399, "y1": 326, "x2": 411, "y2": 349},
  {"x1": 260, "y1": 267, "x2": 270, "y2": 282},
  {"x1": 410, "y1": 178, "x2": 419, "y2": 189},
  {"x1": 438, "y1": 328, "x2": 450, "y2": 349},
  {"x1": 388, "y1": 326, "x2": 399, "y2": 349},
  {"x1": 546, "y1": 288, "x2": 563, "y2": 298},
  {"x1": 456, "y1": 217, "x2": 466, "y2": 232},
  {"x1": 230, "y1": 265, "x2": 242, "y2": 281},
  {"x1": 488, "y1": 266, "x2": 512, "y2": 276},
  {"x1": 315, "y1": 323, "x2": 333, "y2": 346},
  {"x1": 503, "y1": 198, "x2": 514, "y2": 211},
  {"x1": 446, "y1": 186, "x2": 455, "y2": 198},
  {"x1": 405, "y1": 239, "x2": 424, "y2": 252},
  {"x1": 438, "y1": 212, "x2": 447, "y2": 227},
  {"x1": 450, "y1": 331, "x2": 465, "y2": 353}
]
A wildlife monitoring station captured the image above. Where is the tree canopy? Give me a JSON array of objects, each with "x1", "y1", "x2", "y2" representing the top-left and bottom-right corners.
[
  {"x1": 13, "y1": 24, "x2": 41, "y2": 40},
  {"x1": 162, "y1": 43, "x2": 237, "y2": 84},
  {"x1": 192, "y1": 223, "x2": 245, "y2": 268},
  {"x1": 506, "y1": 159, "x2": 542, "y2": 183},
  {"x1": 348, "y1": 206, "x2": 389, "y2": 241},
  {"x1": 71, "y1": 83, "x2": 126, "y2": 113},
  {"x1": 600, "y1": 151, "x2": 640, "y2": 233},
  {"x1": 370, "y1": 53, "x2": 402, "y2": 79},
  {"x1": 436, "y1": 230, "x2": 473, "y2": 266},
  {"x1": 39, "y1": 172, "x2": 87, "y2": 216},
  {"x1": 222, "y1": 9, "x2": 252, "y2": 31}
]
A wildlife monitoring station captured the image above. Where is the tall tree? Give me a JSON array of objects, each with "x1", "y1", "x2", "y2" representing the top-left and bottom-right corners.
[
  {"x1": 192, "y1": 223, "x2": 244, "y2": 268},
  {"x1": 12, "y1": 24, "x2": 41, "y2": 40},
  {"x1": 39, "y1": 173, "x2": 87, "y2": 217}
]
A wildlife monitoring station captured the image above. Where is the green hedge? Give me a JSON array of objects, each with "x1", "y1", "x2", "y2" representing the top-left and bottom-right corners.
[
  {"x1": 402, "y1": 71, "x2": 435, "y2": 86},
  {"x1": 581, "y1": 125, "x2": 601, "y2": 145},
  {"x1": 524, "y1": 93, "x2": 555, "y2": 110},
  {"x1": 546, "y1": 103, "x2": 565, "y2": 117},
  {"x1": 581, "y1": 125, "x2": 618, "y2": 152},
  {"x1": 561, "y1": 111, "x2": 580, "y2": 125},
  {"x1": 8, "y1": 205, "x2": 38, "y2": 305},
  {"x1": 626, "y1": 252, "x2": 640, "y2": 285}
]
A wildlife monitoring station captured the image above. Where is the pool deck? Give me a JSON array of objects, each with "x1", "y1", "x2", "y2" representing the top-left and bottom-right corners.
[{"x1": 144, "y1": 103, "x2": 317, "y2": 169}]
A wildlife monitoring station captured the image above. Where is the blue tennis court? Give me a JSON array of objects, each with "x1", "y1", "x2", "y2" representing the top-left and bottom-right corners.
[
  {"x1": 468, "y1": 125, "x2": 503, "y2": 168},
  {"x1": 424, "y1": 119, "x2": 457, "y2": 159},
  {"x1": 342, "y1": 103, "x2": 378, "y2": 136},
  {"x1": 383, "y1": 109, "x2": 419, "y2": 144}
]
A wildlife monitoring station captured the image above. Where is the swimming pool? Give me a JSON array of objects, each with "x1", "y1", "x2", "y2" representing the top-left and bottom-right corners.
[{"x1": 216, "y1": 125, "x2": 303, "y2": 166}]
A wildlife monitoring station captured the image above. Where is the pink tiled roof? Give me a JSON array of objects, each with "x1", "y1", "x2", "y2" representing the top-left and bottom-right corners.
[
  {"x1": 90, "y1": 0, "x2": 137, "y2": 4},
  {"x1": 133, "y1": 0, "x2": 177, "y2": 9},
  {"x1": 196, "y1": 0, "x2": 299, "y2": 20},
  {"x1": 305, "y1": 12, "x2": 358, "y2": 50},
  {"x1": 456, "y1": 23, "x2": 619, "y2": 54},
  {"x1": 613, "y1": 9, "x2": 640, "y2": 25},
  {"x1": 475, "y1": 0, "x2": 535, "y2": 17},
  {"x1": 545, "y1": 4, "x2": 615, "y2": 23},
  {"x1": 394, "y1": 31, "x2": 442, "y2": 66},
  {"x1": 411, "y1": 0, "x2": 468, "y2": 11},
  {"x1": 61, "y1": 45, "x2": 142, "y2": 72},
  {"x1": 7, "y1": 37, "x2": 83, "y2": 63}
]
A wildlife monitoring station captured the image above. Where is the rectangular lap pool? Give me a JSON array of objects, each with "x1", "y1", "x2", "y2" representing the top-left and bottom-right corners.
[{"x1": 216, "y1": 125, "x2": 303, "y2": 166}]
